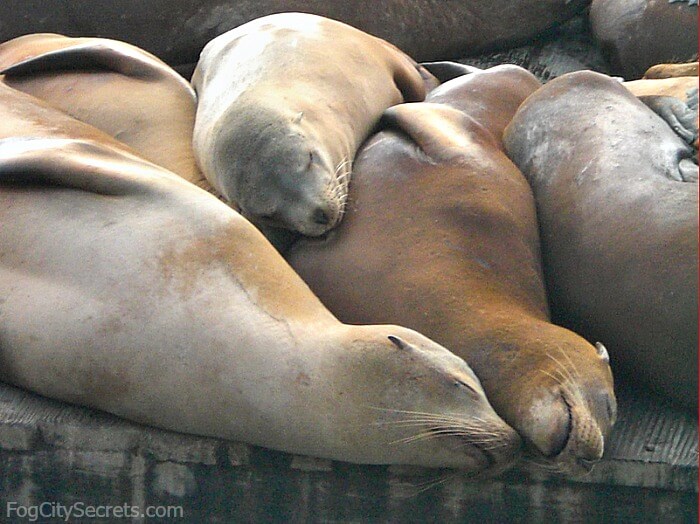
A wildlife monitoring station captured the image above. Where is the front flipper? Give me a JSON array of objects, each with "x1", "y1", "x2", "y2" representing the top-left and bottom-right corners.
[
  {"x1": 0, "y1": 38, "x2": 190, "y2": 91},
  {"x1": 420, "y1": 61, "x2": 483, "y2": 83},
  {"x1": 381, "y1": 103, "x2": 496, "y2": 163},
  {"x1": 639, "y1": 94, "x2": 699, "y2": 145},
  {"x1": 668, "y1": 0, "x2": 698, "y2": 6},
  {"x1": 0, "y1": 137, "x2": 175, "y2": 196}
]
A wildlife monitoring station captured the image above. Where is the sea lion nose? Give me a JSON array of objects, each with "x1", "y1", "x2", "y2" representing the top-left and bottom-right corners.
[
  {"x1": 523, "y1": 393, "x2": 572, "y2": 458},
  {"x1": 312, "y1": 205, "x2": 335, "y2": 226},
  {"x1": 312, "y1": 207, "x2": 330, "y2": 225}
]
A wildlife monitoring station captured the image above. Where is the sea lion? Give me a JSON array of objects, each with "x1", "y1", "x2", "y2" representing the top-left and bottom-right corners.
[
  {"x1": 0, "y1": 1, "x2": 589, "y2": 67},
  {"x1": 643, "y1": 61, "x2": 699, "y2": 79},
  {"x1": 286, "y1": 65, "x2": 617, "y2": 474},
  {"x1": 590, "y1": 0, "x2": 698, "y2": 79},
  {"x1": 0, "y1": 82, "x2": 521, "y2": 470},
  {"x1": 503, "y1": 70, "x2": 698, "y2": 410},
  {"x1": 0, "y1": 33, "x2": 207, "y2": 190},
  {"x1": 192, "y1": 12, "x2": 436, "y2": 237}
]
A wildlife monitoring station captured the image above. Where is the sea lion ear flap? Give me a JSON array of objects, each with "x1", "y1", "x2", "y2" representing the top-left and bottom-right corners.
[
  {"x1": 382, "y1": 102, "x2": 486, "y2": 162},
  {"x1": 388, "y1": 335, "x2": 413, "y2": 351},
  {"x1": 595, "y1": 342, "x2": 610, "y2": 364}
]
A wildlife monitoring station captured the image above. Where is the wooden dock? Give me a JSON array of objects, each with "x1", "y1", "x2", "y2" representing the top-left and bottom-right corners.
[{"x1": 0, "y1": 379, "x2": 696, "y2": 523}]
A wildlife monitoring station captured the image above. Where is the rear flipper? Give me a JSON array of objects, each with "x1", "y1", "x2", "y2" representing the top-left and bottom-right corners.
[
  {"x1": 639, "y1": 94, "x2": 698, "y2": 145},
  {"x1": 679, "y1": 158, "x2": 698, "y2": 182}
]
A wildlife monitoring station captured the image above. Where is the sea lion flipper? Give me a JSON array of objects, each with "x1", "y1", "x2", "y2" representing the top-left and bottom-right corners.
[
  {"x1": 0, "y1": 39, "x2": 180, "y2": 83},
  {"x1": 686, "y1": 86, "x2": 698, "y2": 111},
  {"x1": 0, "y1": 137, "x2": 168, "y2": 195},
  {"x1": 678, "y1": 158, "x2": 699, "y2": 182},
  {"x1": 420, "y1": 61, "x2": 482, "y2": 83},
  {"x1": 639, "y1": 95, "x2": 699, "y2": 144},
  {"x1": 382, "y1": 103, "x2": 494, "y2": 162}
]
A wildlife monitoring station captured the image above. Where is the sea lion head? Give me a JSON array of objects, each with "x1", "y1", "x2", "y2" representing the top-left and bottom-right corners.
[
  {"x1": 330, "y1": 325, "x2": 521, "y2": 472},
  {"x1": 208, "y1": 103, "x2": 348, "y2": 237},
  {"x1": 492, "y1": 322, "x2": 617, "y2": 475}
]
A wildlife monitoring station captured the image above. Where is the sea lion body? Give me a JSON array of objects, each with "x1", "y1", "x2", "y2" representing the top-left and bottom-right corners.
[
  {"x1": 286, "y1": 66, "x2": 617, "y2": 474},
  {"x1": 192, "y1": 13, "x2": 433, "y2": 237},
  {"x1": 625, "y1": 76, "x2": 698, "y2": 101},
  {"x1": 0, "y1": 1, "x2": 589, "y2": 67},
  {"x1": 590, "y1": 0, "x2": 698, "y2": 79},
  {"x1": 503, "y1": 71, "x2": 698, "y2": 409},
  {"x1": 0, "y1": 82, "x2": 520, "y2": 469},
  {"x1": 643, "y1": 61, "x2": 699, "y2": 79},
  {"x1": 0, "y1": 33, "x2": 206, "y2": 189}
]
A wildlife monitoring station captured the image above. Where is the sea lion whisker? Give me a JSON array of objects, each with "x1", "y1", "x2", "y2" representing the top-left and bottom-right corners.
[
  {"x1": 545, "y1": 352, "x2": 577, "y2": 389},
  {"x1": 540, "y1": 368, "x2": 579, "y2": 403},
  {"x1": 391, "y1": 430, "x2": 445, "y2": 445},
  {"x1": 367, "y1": 407, "x2": 475, "y2": 420},
  {"x1": 392, "y1": 423, "x2": 492, "y2": 445},
  {"x1": 403, "y1": 471, "x2": 461, "y2": 496},
  {"x1": 556, "y1": 343, "x2": 584, "y2": 383},
  {"x1": 334, "y1": 157, "x2": 352, "y2": 177},
  {"x1": 544, "y1": 353, "x2": 586, "y2": 406}
]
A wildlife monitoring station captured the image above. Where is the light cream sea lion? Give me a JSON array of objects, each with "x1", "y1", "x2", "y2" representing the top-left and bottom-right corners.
[
  {"x1": 0, "y1": 33, "x2": 207, "y2": 189},
  {"x1": 0, "y1": 82, "x2": 520, "y2": 470},
  {"x1": 503, "y1": 71, "x2": 698, "y2": 410},
  {"x1": 286, "y1": 66, "x2": 617, "y2": 475},
  {"x1": 192, "y1": 12, "x2": 434, "y2": 237}
]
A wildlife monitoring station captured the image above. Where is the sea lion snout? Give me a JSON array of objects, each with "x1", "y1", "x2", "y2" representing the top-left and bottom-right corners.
[{"x1": 520, "y1": 391, "x2": 572, "y2": 459}]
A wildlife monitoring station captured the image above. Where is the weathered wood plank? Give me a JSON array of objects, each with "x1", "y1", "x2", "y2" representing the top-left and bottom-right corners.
[{"x1": 0, "y1": 377, "x2": 696, "y2": 492}]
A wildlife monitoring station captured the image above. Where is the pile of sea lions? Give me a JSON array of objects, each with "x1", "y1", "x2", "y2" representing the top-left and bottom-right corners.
[{"x1": 0, "y1": 7, "x2": 697, "y2": 479}]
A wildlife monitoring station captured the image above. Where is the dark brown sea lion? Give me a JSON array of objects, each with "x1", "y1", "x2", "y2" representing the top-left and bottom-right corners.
[
  {"x1": 590, "y1": 0, "x2": 698, "y2": 79},
  {"x1": 286, "y1": 65, "x2": 617, "y2": 474},
  {"x1": 0, "y1": 1, "x2": 589, "y2": 67},
  {"x1": 503, "y1": 70, "x2": 698, "y2": 410},
  {"x1": 0, "y1": 81, "x2": 521, "y2": 470}
]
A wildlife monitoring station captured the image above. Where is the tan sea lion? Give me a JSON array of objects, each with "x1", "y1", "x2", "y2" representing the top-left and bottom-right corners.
[
  {"x1": 191, "y1": 12, "x2": 435, "y2": 237},
  {"x1": 0, "y1": 33, "x2": 206, "y2": 190},
  {"x1": 503, "y1": 70, "x2": 698, "y2": 410},
  {"x1": 0, "y1": 82, "x2": 521, "y2": 470},
  {"x1": 286, "y1": 65, "x2": 617, "y2": 474},
  {"x1": 643, "y1": 61, "x2": 699, "y2": 79}
]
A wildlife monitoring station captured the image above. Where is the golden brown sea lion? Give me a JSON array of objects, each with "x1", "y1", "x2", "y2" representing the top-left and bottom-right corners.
[{"x1": 286, "y1": 66, "x2": 617, "y2": 474}]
